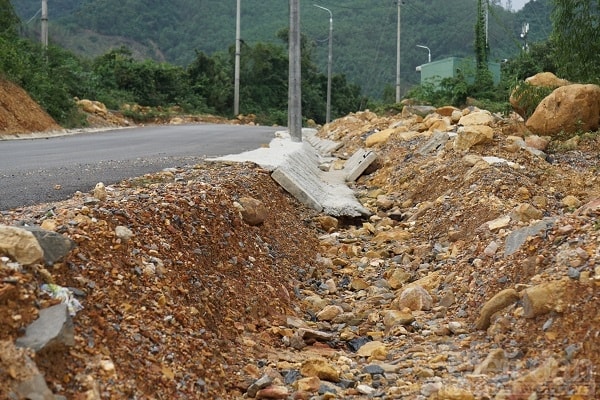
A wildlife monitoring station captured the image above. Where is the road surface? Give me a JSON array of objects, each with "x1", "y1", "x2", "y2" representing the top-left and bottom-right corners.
[{"x1": 0, "y1": 124, "x2": 279, "y2": 210}]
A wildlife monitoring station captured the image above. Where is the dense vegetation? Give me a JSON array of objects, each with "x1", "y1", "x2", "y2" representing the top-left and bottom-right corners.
[
  {"x1": 2, "y1": 0, "x2": 599, "y2": 128},
  {"x1": 12, "y1": 0, "x2": 552, "y2": 98},
  {"x1": 2, "y1": 0, "x2": 364, "y2": 126}
]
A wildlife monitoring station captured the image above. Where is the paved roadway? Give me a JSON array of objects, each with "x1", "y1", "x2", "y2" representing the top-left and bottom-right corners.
[{"x1": 0, "y1": 124, "x2": 279, "y2": 210}]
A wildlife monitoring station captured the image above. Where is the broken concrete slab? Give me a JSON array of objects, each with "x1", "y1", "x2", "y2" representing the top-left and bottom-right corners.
[
  {"x1": 303, "y1": 129, "x2": 343, "y2": 155},
  {"x1": 210, "y1": 129, "x2": 374, "y2": 217},
  {"x1": 343, "y1": 148, "x2": 378, "y2": 182},
  {"x1": 272, "y1": 142, "x2": 371, "y2": 217}
]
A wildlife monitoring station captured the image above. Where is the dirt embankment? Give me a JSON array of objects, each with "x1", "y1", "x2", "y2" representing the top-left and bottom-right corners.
[{"x1": 0, "y1": 78, "x2": 62, "y2": 135}]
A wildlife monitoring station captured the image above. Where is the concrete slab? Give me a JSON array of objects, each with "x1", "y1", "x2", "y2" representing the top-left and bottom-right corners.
[
  {"x1": 206, "y1": 130, "x2": 303, "y2": 171},
  {"x1": 210, "y1": 129, "x2": 372, "y2": 217},
  {"x1": 344, "y1": 149, "x2": 378, "y2": 182},
  {"x1": 271, "y1": 142, "x2": 370, "y2": 217},
  {"x1": 303, "y1": 129, "x2": 343, "y2": 155}
]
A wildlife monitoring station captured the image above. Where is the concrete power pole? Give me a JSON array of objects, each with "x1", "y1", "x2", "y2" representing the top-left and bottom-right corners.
[
  {"x1": 234, "y1": 0, "x2": 241, "y2": 116},
  {"x1": 288, "y1": 0, "x2": 302, "y2": 141},
  {"x1": 41, "y1": 0, "x2": 48, "y2": 49},
  {"x1": 395, "y1": 0, "x2": 401, "y2": 103},
  {"x1": 314, "y1": 4, "x2": 332, "y2": 124}
]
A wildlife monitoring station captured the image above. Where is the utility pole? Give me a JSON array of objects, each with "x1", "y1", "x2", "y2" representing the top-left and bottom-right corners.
[
  {"x1": 395, "y1": 0, "x2": 401, "y2": 103},
  {"x1": 484, "y1": 0, "x2": 489, "y2": 48},
  {"x1": 314, "y1": 4, "x2": 332, "y2": 124},
  {"x1": 41, "y1": 0, "x2": 48, "y2": 49},
  {"x1": 288, "y1": 0, "x2": 302, "y2": 141},
  {"x1": 234, "y1": 0, "x2": 241, "y2": 116}
]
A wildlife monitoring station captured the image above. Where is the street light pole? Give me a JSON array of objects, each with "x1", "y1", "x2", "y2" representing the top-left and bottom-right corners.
[
  {"x1": 234, "y1": 0, "x2": 241, "y2": 116},
  {"x1": 314, "y1": 4, "x2": 332, "y2": 124},
  {"x1": 416, "y1": 45, "x2": 431, "y2": 63}
]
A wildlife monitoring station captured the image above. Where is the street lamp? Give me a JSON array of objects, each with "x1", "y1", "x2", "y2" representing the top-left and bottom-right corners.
[
  {"x1": 314, "y1": 4, "x2": 332, "y2": 124},
  {"x1": 416, "y1": 45, "x2": 431, "y2": 63}
]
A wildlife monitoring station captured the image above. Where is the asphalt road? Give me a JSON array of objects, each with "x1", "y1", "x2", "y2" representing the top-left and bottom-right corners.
[{"x1": 0, "y1": 124, "x2": 279, "y2": 211}]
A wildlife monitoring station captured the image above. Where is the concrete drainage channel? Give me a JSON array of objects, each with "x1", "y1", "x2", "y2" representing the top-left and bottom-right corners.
[{"x1": 211, "y1": 128, "x2": 377, "y2": 217}]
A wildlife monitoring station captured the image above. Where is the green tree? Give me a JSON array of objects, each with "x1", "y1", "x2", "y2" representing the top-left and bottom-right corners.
[
  {"x1": 551, "y1": 0, "x2": 600, "y2": 83},
  {"x1": 501, "y1": 41, "x2": 557, "y2": 83},
  {"x1": 187, "y1": 50, "x2": 231, "y2": 114},
  {"x1": 0, "y1": 0, "x2": 19, "y2": 38},
  {"x1": 474, "y1": 0, "x2": 494, "y2": 95}
]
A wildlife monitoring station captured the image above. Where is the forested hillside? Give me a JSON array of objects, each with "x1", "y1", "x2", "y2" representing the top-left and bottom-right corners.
[{"x1": 11, "y1": 0, "x2": 552, "y2": 98}]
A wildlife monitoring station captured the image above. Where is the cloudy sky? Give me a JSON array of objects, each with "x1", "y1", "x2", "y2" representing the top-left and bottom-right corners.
[{"x1": 510, "y1": 0, "x2": 529, "y2": 11}]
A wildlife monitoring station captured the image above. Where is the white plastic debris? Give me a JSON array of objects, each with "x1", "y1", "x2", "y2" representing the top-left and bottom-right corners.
[{"x1": 40, "y1": 283, "x2": 84, "y2": 316}]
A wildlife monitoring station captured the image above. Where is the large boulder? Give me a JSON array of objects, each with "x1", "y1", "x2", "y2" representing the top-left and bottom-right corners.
[
  {"x1": 525, "y1": 72, "x2": 570, "y2": 88},
  {"x1": 510, "y1": 72, "x2": 570, "y2": 119},
  {"x1": 0, "y1": 225, "x2": 43, "y2": 265},
  {"x1": 526, "y1": 84, "x2": 600, "y2": 137}
]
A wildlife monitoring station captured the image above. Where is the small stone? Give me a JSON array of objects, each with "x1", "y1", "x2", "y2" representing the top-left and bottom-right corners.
[
  {"x1": 454, "y1": 125, "x2": 494, "y2": 151},
  {"x1": 99, "y1": 358, "x2": 115, "y2": 373},
  {"x1": 350, "y1": 278, "x2": 370, "y2": 291},
  {"x1": 511, "y1": 203, "x2": 543, "y2": 222},
  {"x1": 115, "y1": 226, "x2": 134, "y2": 242},
  {"x1": 300, "y1": 359, "x2": 340, "y2": 382},
  {"x1": 324, "y1": 278, "x2": 337, "y2": 294},
  {"x1": 255, "y1": 385, "x2": 289, "y2": 399},
  {"x1": 356, "y1": 384, "x2": 376, "y2": 395},
  {"x1": 448, "y1": 321, "x2": 464, "y2": 334},
  {"x1": 93, "y1": 182, "x2": 107, "y2": 201},
  {"x1": 375, "y1": 195, "x2": 394, "y2": 210},
  {"x1": 295, "y1": 376, "x2": 321, "y2": 393},
  {"x1": 303, "y1": 295, "x2": 328, "y2": 313},
  {"x1": 484, "y1": 240, "x2": 499, "y2": 257},
  {"x1": 458, "y1": 110, "x2": 495, "y2": 126},
  {"x1": 386, "y1": 268, "x2": 411, "y2": 289},
  {"x1": 297, "y1": 328, "x2": 335, "y2": 342},
  {"x1": 236, "y1": 196, "x2": 268, "y2": 226},
  {"x1": 439, "y1": 290, "x2": 455, "y2": 307},
  {"x1": 542, "y1": 318, "x2": 553, "y2": 331},
  {"x1": 524, "y1": 135, "x2": 549, "y2": 151},
  {"x1": 356, "y1": 341, "x2": 387, "y2": 360},
  {"x1": 486, "y1": 215, "x2": 511, "y2": 231},
  {"x1": 414, "y1": 367, "x2": 435, "y2": 378},
  {"x1": 437, "y1": 385, "x2": 475, "y2": 400},
  {"x1": 522, "y1": 279, "x2": 568, "y2": 318},
  {"x1": 346, "y1": 336, "x2": 371, "y2": 352},
  {"x1": 362, "y1": 364, "x2": 385, "y2": 375},
  {"x1": 474, "y1": 348, "x2": 507, "y2": 374},
  {"x1": 382, "y1": 309, "x2": 414, "y2": 328},
  {"x1": 511, "y1": 357, "x2": 559, "y2": 394},
  {"x1": 316, "y1": 216, "x2": 338, "y2": 232},
  {"x1": 562, "y1": 195, "x2": 582, "y2": 209},
  {"x1": 392, "y1": 285, "x2": 433, "y2": 311},
  {"x1": 316, "y1": 305, "x2": 343, "y2": 321},
  {"x1": 421, "y1": 381, "x2": 443, "y2": 396},
  {"x1": 567, "y1": 267, "x2": 580, "y2": 280},
  {"x1": 247, "y1": 375, "x2": 274, "y2": 398}
]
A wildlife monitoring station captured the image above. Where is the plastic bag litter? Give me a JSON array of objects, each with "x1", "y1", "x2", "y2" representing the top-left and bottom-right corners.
[{"x1": 41, "y1": 283, "x2": 84, "y2": 316}]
